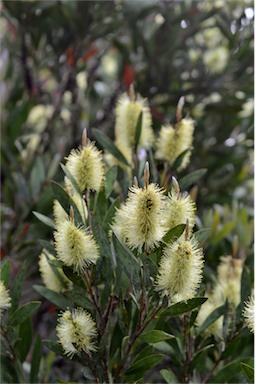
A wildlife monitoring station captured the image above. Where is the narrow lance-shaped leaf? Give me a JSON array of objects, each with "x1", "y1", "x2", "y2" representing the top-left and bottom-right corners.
[
  {"x1": 179, "y1": 168, "x2": 207, "y2": 190},
  {"x1": 158, "y1": 297, "x2": 208, "y2": 318},
  {"x1": 33, "y1": 211, "x2": 55, "y2": 229},
  {"x1": 92, "y1": 128, "x2": 130, "y2": 166},
  {"x1": 134, "y1": 111, "x2": 143, "y2": 149},
  {"x1": 162, "y1": 224, "x2": 186, "y2": 244},
  {"x1": 9, "y1": 301, "x2": 41, "y2": 327},
  {"x1": 197, "y1": 304, "x2": 225, "y2": 334},
  {"x1": 139, "y1": 330, "x2": 174, "y2": 344}
]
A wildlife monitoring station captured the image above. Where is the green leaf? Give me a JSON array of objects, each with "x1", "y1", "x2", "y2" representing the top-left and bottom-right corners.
[
  {"x1": 16, "y1": 317, "x2": 32, "y2": 362},
  {"x1": 189, "y1": 344, "x2": 214, "y2": 371},
  {"x1": 125, "y1": 354, "x2": 164, "y2": 376},
  {"x1": 33, "y1": 211, "x2": 55, "y2": 229},
  {"x1": 197, "y1": 304, "x2": 225, "y2": 334},
  {"x1": 159, "y1": 298, "x2": 207, "y2": 318},
  {"x1": 241, "y1": 362, "x2": 254, "y2": 383},
  {"x1": 173, "y1": 149, "x2": 190, "y2": 170},
  {"x1": 208, "y1": 358, "x2": 254, "y2": 383},
  {"x1": 33, "y1": 285, "x2": 71, "y2": 310},
  {"x1": 0, "y1": 258, "x2": 10, "y2": 287},
  {"x1": 139, "y1": 330, "x2": 174, "y2": 344},
  {"x1": 105, "y1": 166, "x2": 118, "y2": 198},
  {"x1": 43, "y1": 340, "x2": 64, "y2": 356},
  {"x1": 102, "y1": 196, "x2": 120, "y2": 230},
  {"x1": 38, "y1": 240, "x2": 56, "y2": 256},
  {"x1": 162, "y1": 224, "x2": 186, "y2": 244},
  {"x1": 134, "y1": 111, "x2": 143, "y2": 148},
  {"x1": 11, "y1": 267, "x2": 26, "y2": 313},
  {"x1": 193, "y1": 228, "x2": 211, "y2": 245},
  {"x1": 30, "y1": 157, "x2": 45, "y2": 199},
  {"x1": 160, "y1": 369, "x2": 178, "y2": 384},
  {"x1": 62, "y1": 266, "x2": 86, "y2": 288},
  {"x1": 30, "y1": 334, "x2": 42, "y2": 383},
  {"x1": 179, "y1": 168, "x2": 207, "y2": 190},
  {"x1": 9, "y1": 301, "x2": 41, "y2": 327},
  {"x1": 60, "y1": 163, "x2": 82, "y2": 196},
  {"x1": 92, "y1": 128, "x2": 130, "y2": 166},
  {"x1": 212, "y1": 221, "x2": 236, "y2": 244}
]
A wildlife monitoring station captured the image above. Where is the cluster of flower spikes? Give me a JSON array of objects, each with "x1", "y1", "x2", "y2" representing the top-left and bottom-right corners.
[
  {"x1": 196, "y1": 255, "x2": 245, "y2": 338},
  {"x1": 112, "y1": 162, "x2": 204, "y2": 305},
  {"x1": 38, "y1": 130, "x2": 105, "y2": 357}
]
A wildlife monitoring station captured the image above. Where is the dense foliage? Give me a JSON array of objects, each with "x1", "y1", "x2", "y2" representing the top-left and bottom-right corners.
[{"x1": 0, "y1": 1, "x2": 254, "y2": 383}]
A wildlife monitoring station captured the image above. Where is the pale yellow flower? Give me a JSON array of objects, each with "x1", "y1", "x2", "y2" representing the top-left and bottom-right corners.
[
  {"x1": 115, "y1": 91, "x2": 154, "y2": 149},
  {"x1": 38, "y1": 249, "x2": 72, "y2": 292},
  {"x1": 56, "y1": 308, "x2": 97, "y2": 357},
  {"x1": 112, "y1": 183, "x2": 168, "y2": 252},
  {"x1": 155, "y1": 118, "x2": 195, "y2": 170},
  {"x1": 243, "y1": 290, "x2": 254, "y2": 333},
  {"x1": 165, "y1": 189, "x2": 196, "y2": 232},
  {"x1": 155, "y1": 237, "x2": 204, "y2": 303},
  {"x1": 65, "y1": 142, "x2": 105, "y2": 192},
  {"x1": 54, "y1": 220, "x2": 99, "y2": 271},
  {"x1": 0, "y1": 281, "x2": 11, "y2": 313}
]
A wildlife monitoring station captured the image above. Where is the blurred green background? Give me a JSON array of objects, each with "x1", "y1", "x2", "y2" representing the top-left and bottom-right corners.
[{"x1": 0, "y1": 0, "x2": 253, "y2": 381}]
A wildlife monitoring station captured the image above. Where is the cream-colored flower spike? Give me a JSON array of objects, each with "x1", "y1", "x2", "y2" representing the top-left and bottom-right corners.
[
  {"x1": 0, "y1": 281, "x2": 11, "y2": 313},
  {"x1": 155, "y1": 117, "x2": 195, "y2": 171},
  {"x1": 38, "y1": 249, "x2": 72, "y2": 292},
  {"x1": 65, "y1": 131, "x2": 105, "y2": 192},
  {"x1": 112, "y1": 162, "x2": 168, "y2": 252},
  {"x1": 214, "y1": 256, "x2": 243, "y2": 308},
  {"x1": 155, "y1": 226, "x2": 204, "y2": 303},
  {"x1": 165, "y1": 177, "x2": 196, "y2": 232},
  {"x1": 115, "y1": 87, "x2": 154, "y2": 149},
  {"x1": 56, "y1": 308, "x2": 97, "y2": 357},
  {"x1": 243, "y1": 289, "x2": 254, "y2": 333},
  {"x1": 54, "y1": 219, "x2": 99, "y2": 271}
]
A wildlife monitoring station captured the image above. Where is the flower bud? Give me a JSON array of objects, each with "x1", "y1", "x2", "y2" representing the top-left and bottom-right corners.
[{"x1": 57, "y1": 308, "x2": 97, "y2": 357}]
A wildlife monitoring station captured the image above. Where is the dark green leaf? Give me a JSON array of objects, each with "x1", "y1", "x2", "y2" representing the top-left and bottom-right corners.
[
  {"x1": 179, "y1": 169, "x2": 207, "y2": 190},
  {"x1": 134, "y1": 111, "x2": 143, "y2": 148},
  {"x1": 189, "y1": 344, "x2": 214, "y2": 371},
  {"x1": 139, "y1": 330, "x2": 174, "y2": 344},
  {"x1": 102, "y1": 196, "x2": 120, "y2": 230},
  {"x1": 105, "y1": 166, "x2": 118, "y2": 198},
  {"x1": 33, "y1": 211, "x2": 55, "y2": 229},
  {"x1": 11, "y1": 268, "x2": 26, "y2": 313},
  {"x1": 159, "y1": 298, "x2": 208, "y2": 317},
  {"x1": 212, "y1": 221, "x2": 236, "y2": 244},
  {"x1": 43, "y1": 340, "x2": 64, "y2": 356},
  {"x1": 241, "y1": 362, "x2": 254, "y2": 383},
  {"x1": 193, "y1": 228, "x2": 211, "y2": 245},
  {"x1": 16, "y1": 317, "x2": 32, "y2": 362},
  {"x1": 92, "y1": 128, "x2": 130, "y2": 166},
  {"x1": 30, "y1": 334, "x2": 42, "y2": 383},
  {"x1": 33, "y1": 285, "x2": 71, "y2": 310},
  {"x1": 162, "y1": 224, "x2": 186, "y2": 244},
  {"x1": 30, "y1": 157, "x2": 45, "y2": 199},
  {"x1": 125, "y1": 354, "x2": 164, "y2": 375},
  {"x1": 60, "y1": 163, "x2": 82, "y2": 196},
  {"x1": 208, "y1": 358, "x2": 254, "y2": 383},
  {"x1": 62, "y1": 266, "x2": 86, "y2": 288},
  {"x1": 197, "y1": 305, "x2": 225, "y2": 334},
  {"x1": 173, "y1": 149, "x2": 190, "y2": 170},
  {"x1": 241, "y1": 265, "x2": 251, "y2": 305},
  {"x1": 0, "y1": 258, "x2": 10, "y2": 287},
  {"x1": 160, "y1": 369, "x2": 178, "y2": 384},
  {"x1": 9, "y1": 301, "x2": 41, "y2": 327},
  {"x1": 38, "y1": 240, "x2": 56, "y2": 256}
]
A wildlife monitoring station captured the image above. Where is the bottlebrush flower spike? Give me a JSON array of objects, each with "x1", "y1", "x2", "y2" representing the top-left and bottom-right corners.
[
  {"x1": 56, "y1": 308, "x2": 97, "y2": 357},
  {"x1": 155, "y1": 231, "x2": 204, "y2": 303},
  {"x1": 65, "y1": 132, "x2": 105, "y2": 193},
  {"x1": 112, "y1": 162, "x2": 168, "y2": 252},
  {"x1": 165, "y1": 177, "x2": 196, "y2": 232},
  {"x1": 0, "y1": 281, "x2": 11, "y2": 313},
  {"x1": 54, "y1": 219, "x2": 99, "y2": 271},
  {"x1": 155, "y1": 117, "x2": 195, "y2": 171},
  {"x1": 243, "y1": 289, "x2": 254, "y2": 333},
  {"x1": 38, "y1": 249, "x2": 72, "y2": 292},
  {"x1": 114, "y1": 86, "x2": 154, "y2": 149}
]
